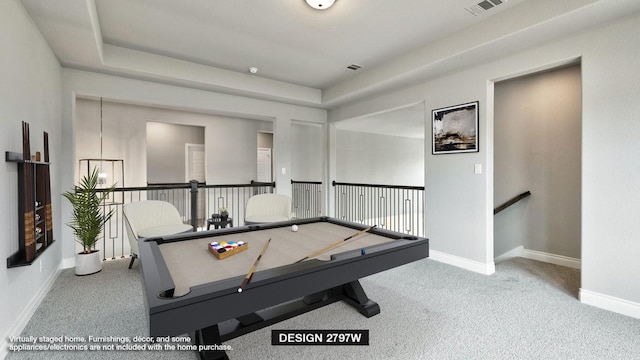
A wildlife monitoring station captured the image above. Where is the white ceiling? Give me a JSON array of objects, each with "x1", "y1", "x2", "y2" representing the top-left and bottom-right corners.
[
  {"x1": 336, "y1": 103, "x2": 426, "y2": 139},
  {"x1": 93, "y1": 0, "x2": 524, "y2": 90},
  {"x1": 18, "y1": 0, "x2": 640, "y2": 136}
]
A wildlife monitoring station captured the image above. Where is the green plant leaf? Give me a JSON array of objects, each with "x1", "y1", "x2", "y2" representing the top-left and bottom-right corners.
[{"x1": 62, "y1": 167, "x2": 116, "y2": 253}]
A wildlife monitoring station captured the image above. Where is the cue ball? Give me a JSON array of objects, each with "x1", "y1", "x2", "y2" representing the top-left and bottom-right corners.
[
  {"x1": 291, "y1": 225, "x2": 298, "y2": 232},
  {"x1": 237, "y1": 288, "x2": 243, "y2": 293}
]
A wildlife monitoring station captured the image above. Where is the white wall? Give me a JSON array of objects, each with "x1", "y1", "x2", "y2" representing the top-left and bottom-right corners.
[
  {"x1": 75, "y1": 99, "x2": 147, "y2": 186},
  {"x1": 580, "y1": 15, "x2": 640, "y2": 311},
  {"x1": 75, "y1": 98, "x2": 274, "y2": 187},
  {"x1": 62, "y1": 69, "x2": 326, "y2": 265},
  {"x1": 0, "y1": 0, "x2": 62, "y2": 356},
  {"x1": 329, "y1": 13, "x2": 640, "y2": 315},
  {"x1": 291, "y1": 123, "x2": 324, "y2": 182},
  {"x1": 257, "y1": 132, "x2": 273, "y2": 149},
  {"x1": 494, "y1": 65, "x2": 582, "y2": 259},
  {"x1": 335, "y1": 131, "x2": 424, "y2": 186},
  {"x1": 207, "y1": 117, "x2": 272, "y2": 184},
  {"x1": 146, "y1": 122, "x2": 204, "y2": 184}
]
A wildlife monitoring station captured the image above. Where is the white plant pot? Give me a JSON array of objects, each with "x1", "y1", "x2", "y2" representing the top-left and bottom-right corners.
[{"x1": 75, "y1": 250, "x2": 102, "y2": 276}]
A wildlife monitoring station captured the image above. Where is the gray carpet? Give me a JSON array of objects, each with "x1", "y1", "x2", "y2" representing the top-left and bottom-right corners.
[{"x1": 6, "y1": 257, "x2": 640, "y2": 359}]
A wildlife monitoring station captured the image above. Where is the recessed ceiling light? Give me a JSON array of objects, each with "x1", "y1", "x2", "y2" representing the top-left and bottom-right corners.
[
  {"x1": 305, "y1": 0, "x2": 336, "y2": 10},
  {"x1": 249, "y1": 67, "x2": 258, "y2": 74}
]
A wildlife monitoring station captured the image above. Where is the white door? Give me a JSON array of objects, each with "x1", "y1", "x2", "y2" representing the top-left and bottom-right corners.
[
  {"x1": 257, "y1": 147, "x2": 272, "y2": 182},
  {"x1": 186, "y1": 144, "x2": 205, "y2": 226},
  {"x1": 186, "y1": 144, "x2": 205, "y2": 182}
]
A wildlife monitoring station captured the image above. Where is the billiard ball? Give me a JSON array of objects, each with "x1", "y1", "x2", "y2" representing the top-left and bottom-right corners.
[{"x1": 291, "y1": 225, "x2": 298, "y2": 232}]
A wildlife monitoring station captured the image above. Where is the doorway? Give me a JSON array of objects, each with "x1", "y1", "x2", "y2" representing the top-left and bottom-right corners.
[
  {"x1": 186, "y1": 143, "x2": 205, "y2": 183},
  {"x1": 493, "y1": 64, "x2": 582, "y2": 271},
  {"x1": 257, "y1": 132, "x2": 273, "y2": 182},
  {"x1": 186, "y1": 143, "x2": 206, "y2": 226},
  {"x1": 257, "y1": 148, "x2": 272, "y2": 182}
]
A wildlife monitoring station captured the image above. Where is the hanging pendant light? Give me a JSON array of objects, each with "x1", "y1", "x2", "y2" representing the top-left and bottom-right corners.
[
  {"x1": 98, "y1": 97, "x2": 108, "y2": 185},
  {"x1": 305, "y1": 0, "x2": 336, "y2": 10}
]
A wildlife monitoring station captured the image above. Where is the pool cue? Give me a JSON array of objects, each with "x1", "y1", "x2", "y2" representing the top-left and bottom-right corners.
[
  {"x1": 294, "y1": 225, "x2": 377, "y2": 263},
  {"x1": 237, "y1": 238, "x2": 271, "y2": 293}
]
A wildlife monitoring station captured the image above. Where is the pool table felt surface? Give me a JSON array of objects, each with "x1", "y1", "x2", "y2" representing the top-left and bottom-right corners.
[{"x1": 158, "y1": 222, "x2": 393, "y2": 297}]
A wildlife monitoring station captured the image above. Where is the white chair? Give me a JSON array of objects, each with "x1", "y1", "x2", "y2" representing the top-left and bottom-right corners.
[
  {"x1": 123, "y1": 200, "x2": 193, "y2": 268},
  {"x1": 244, "y1": 193, "x2": 292, "y2": 225}
]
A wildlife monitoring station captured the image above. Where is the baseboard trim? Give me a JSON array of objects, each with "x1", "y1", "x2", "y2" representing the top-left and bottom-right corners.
[
  {"x1": 580, "y1": 288, "x2": 640, "y2": 319},
  {"x1": 61, "y1": 256, "x2": 75, "y2": 269},
  {"x1": 521, "y1": 248, "x2": 581, "y2": 269},
  {"x1": 430, "y1": 250, "x2": 495, "y2": 275},
  {"x1": 494, "y1": 246, "x2": 524, "y2": 263},
  {"x1": 0, "y1": 266, "x2": 62, "y2": 360},
  {"x1": 494, "y1": 246, "x2": 581, "y2": 269}
]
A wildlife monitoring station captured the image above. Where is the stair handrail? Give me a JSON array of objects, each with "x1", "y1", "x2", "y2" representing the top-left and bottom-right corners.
[{"x1": 494, "y1": 191, "x2": 531, "y2": 215}]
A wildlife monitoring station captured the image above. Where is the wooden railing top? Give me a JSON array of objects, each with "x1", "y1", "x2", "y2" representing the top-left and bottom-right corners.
[
  {"x1": 95, "y1": 181, "x2": 276, "y2": 192},
  {"x1": 494, "y1": 191, "x2": 531, "y2": 215},
  {"x1": 332, "y1": 180, "x2": 424, "y2": 191},
  {"x1": 291, "y1": 180, "x2": 323, "y2": 184}
]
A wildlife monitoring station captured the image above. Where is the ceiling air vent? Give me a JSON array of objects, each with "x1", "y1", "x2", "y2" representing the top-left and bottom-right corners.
[
  {"x1": 465, "y1": 0, "x2": 506, "y2": 16},
  {"x1": 347, "y1": 64, "x2": 362, "y2": 71},
  {"x1": 478, "y1": 1, "x2": 494, "y2": 10}
]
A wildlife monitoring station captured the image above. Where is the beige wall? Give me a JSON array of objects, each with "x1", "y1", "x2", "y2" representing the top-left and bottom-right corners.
[
  {"x1": 146, "y1": 122, "x2": 204, "y2": 184},
  {"x1": 0, "y1": 0, "x2": 62, "y2": 355},
  {"x1": 329, "y1": 13, "x2": 640, "y2": 314},
  {"x1": 494, "y1": 65, "x2": 582, "y2": 259},
  {"x1": 291, "y1": 123, "x2": 324, "y2": 182},
  {"x1": 75, "y1": 98, "x2": 273, "y2": 187},
  {"x1": 336, "y1": 130, "x2": 424, "y2": 186}
]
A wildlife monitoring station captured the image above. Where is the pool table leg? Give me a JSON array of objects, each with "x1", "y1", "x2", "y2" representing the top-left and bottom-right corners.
[
  {"x1": 190, "y1": 281, "x2": 379, "y2": 360},
  {"x1": 302, "y1": 290, "x2": 327, "y2": 305},
  {"x1": 194, "y1": 326, "x2": 229, "y2": 360},
  {"x1": 341, "y1": 280, "x2": 381, "y2": 318},
  {"x1": 236, "y1": 312, "x2": 264, "y2": 326},
  {"x1": 128, "y1": 254, "x2": 137, "y2": 269},
  {"x1": 301, "y1": 280, "x2": 380, "y2": 318}
]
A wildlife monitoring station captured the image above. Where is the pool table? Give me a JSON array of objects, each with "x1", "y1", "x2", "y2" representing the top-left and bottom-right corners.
[{"x1": 139, "y1": 216, "x2": 429, "y2": 359}]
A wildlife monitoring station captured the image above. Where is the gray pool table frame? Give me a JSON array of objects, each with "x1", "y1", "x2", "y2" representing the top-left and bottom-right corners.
[{"x1": 139, "y1": 217, "x2": 429, "y2": 360}]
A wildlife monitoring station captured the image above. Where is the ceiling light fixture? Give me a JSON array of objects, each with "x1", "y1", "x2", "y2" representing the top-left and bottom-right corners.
[
  {"x1": 98, "y1": 97, "x2": 107, "y2": 185},
  {"x1": 249, "y1": 67, "x2": 258, "y2": 74},
  {"x1": 305, "y1": 0, "x2": 336, "y2": 10}
]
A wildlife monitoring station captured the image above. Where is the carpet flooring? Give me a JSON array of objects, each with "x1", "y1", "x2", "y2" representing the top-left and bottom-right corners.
[{"x1": 6, "y1": 257, "x2": 640, "y2": 359}]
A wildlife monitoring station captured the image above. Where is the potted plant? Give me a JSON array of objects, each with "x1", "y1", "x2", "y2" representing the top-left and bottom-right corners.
[
  {"x1": 219, "y1": 206, "x2": 229, "y2": 221},
  {"x1": 62, "y1": 168, "x2": 116, "y2": 275}
]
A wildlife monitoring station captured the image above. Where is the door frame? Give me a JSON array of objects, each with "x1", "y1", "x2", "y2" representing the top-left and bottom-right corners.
[{"x1": 185, "y1": 143, "x2": 205, "y2": 183}]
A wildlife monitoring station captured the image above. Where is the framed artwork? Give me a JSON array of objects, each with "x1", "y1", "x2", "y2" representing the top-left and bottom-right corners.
[{"x1": 432, "y1": 101, "x2": 479, "y2": 154}]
